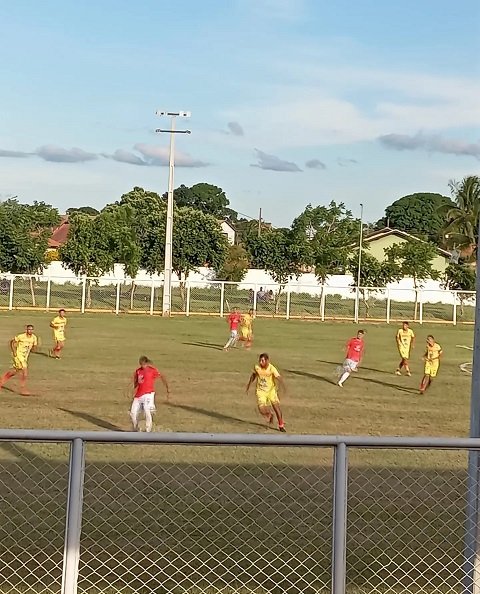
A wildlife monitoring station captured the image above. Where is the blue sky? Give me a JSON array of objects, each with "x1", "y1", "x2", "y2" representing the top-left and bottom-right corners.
[{"x1": 1, "y1": 0, "x2": 479, "y2": 225}]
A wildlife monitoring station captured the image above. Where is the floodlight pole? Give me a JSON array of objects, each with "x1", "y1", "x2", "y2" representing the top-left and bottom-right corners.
[
  {"x1": 155, "y1": 110, "x2": 191, "y2": 317},
  {"x1": 355, "y1": 204, "x2": 364, "y2": 324},
  {"x1": 465, "y1": 219, "x2": 480, "y2": 594}
]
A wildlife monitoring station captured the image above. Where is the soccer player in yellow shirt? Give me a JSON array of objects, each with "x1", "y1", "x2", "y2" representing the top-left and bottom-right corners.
[
  {"x1": 239, "y1": 309, "x2": 255, "y2": 349},
  {"x1": 50, "y1": 309, "x2": 67, "y2": 359},
  {"x1": 0, "y1": 324, "x2": 38, "y2": 395},
  {"x1": 420, "y1": 335, "x2": 443, "y2": 394},
  {"x1": 246, "y1": 353, "x2": 286, "y2": 432},
  {"x1": 395, "y1": 321, "x2": 415, "y2": 376}
]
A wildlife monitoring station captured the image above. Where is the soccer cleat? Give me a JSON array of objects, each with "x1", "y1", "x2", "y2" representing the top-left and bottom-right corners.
[
  {"x1": 279, "y1": 426, "x2": 286, "y2": 432},
  {"x1": 395, "y1": 370, "x2": 401, "y2": 376},
  {"x1": 337, "y1": 382, "x2": 343, "y2": 388},
  {"x1": 267, "y1": 412, "x2": 274, "y2": 425},
  {"x1": 406, "y1": 371, "x2": 412, "y2": 377}
]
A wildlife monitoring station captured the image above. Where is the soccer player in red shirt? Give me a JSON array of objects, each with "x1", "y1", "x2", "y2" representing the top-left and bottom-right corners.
[
  {"x1": 223, "y1": 307, "x2": 242, "y2": 351},
  {"x1": 338, "y1": 330, "x2": 365, "y2": 387},
  {"x1": 130, "y1": 356, "x2": 170, "y2": 432}
]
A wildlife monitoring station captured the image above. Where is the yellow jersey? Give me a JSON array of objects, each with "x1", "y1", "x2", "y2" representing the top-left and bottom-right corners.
[
  {"x1": 51, "y1": 316, "x2": 67, "y2": 339},
  {"x1": 397, "y1": 328, "x2": 415, "y2": 347},
  {"x1": 426, "y1": 342, "x2": 442, "y2": 361},
  {"x1": 14, "y1": 333, "x2": 38, "y2": 359},
  {"x1": 240, "y1": 313, "x2": 253, "y2": 329},
  {"x1": 254, "y1": 363, "x2": 280, "y2": 396}
]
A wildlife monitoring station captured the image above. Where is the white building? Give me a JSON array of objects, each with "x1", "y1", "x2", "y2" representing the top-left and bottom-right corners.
[{"x1": 218, "y1": 219, "x2": 236, "y2": 245}]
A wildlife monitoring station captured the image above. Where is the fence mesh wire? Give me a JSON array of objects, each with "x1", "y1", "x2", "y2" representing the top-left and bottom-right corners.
[
  {"x1": 347, "y1": 449, "x2": 468, "y2": 594},
  {"x1": 1, "y1": 275, "x2": 475, "y2": 324},
  {"x1": 78, "y1": 445, "x2": 333, "y2": 594},
  {"x1": 0, "y1": 442, "x2": 69, "y2": 594}
]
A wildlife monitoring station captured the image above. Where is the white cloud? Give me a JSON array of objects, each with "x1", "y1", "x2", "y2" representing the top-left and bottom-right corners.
[
  {"x1": 379, "y1": 132, "x2": 480, "y2": 159},
  {"x1": 36, "y1": 145, "x2": 98, "y2": 162},
  {"x1": 251, "y1": 149, "x2": 302, "y2": 172}
]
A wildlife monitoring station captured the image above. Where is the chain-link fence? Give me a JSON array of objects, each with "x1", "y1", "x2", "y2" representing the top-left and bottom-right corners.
[
  {"x1": 1, "y1": 274, "x2": 475, "y2": 324},
  {"x1": 2, "y1": 432, "x2": 480, "y2": 594}
]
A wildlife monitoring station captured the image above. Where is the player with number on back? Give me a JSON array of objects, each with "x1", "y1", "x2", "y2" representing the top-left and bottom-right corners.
[
  {"x1": 131, "y1": 356, "x2": 170, "y2": 432},
  {"x1": 239, "y1": 308, "x2": 255, "y2": 350},
  {"x1": 395, "y1": 321, "x2": 415, "y2": 376},
  {"x1": 0, "y1": 324, "x2": 38, "y2": 395},
  {"x1": 246, "y1": 353, "x2": 286, "y2": 432},
  {"x1": 420, "y1": 335, "x2": 442, "y2": 395},
  {"x1": 337, "y1": 330, "x2": 365, "y2": 388},
  {"x1": 223, "y1": 307, "x2": 242, "y2": 351},
  {"x1": 50, "y1": 308, "x2": 67, "y2": 359}
]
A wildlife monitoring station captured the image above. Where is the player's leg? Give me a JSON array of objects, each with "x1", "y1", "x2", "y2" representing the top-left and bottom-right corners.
[
  {"x1": 258, "y1": 404, "x2": 273, "y2": 424},
  {"x1": 54, "y1": 340, "x2": 64, "y2": 358},
  {"x1": 144, "y1": 393, "x2": 155, "y2": 433},
  {"x1": 338, "y1": 361, "x2": 354, "y2": 387},
  {"x1": 223, "y1": 331, "x2": 235, "y2": 350},
  {"x1": 0, "y1": 368, "x2": 17, "y2": 389},
  {"x1": 19, "y1": 368, "x2": 30, "y2": 395},
  {"x1": 272, "y1": 402, "x2": 285, "y2": 432},
  {"x1": 130, "y1": 398, "x2": 141, "y2": 431},
  {"x1": 404, "y1": 357, "x2": 411, "y2": 376},
  {"x1": 419, "y1": 374, "x2": 430, "y2": 394},
  {"x1": 230, "y1": 330, "x2": 239, "y2": 349}
]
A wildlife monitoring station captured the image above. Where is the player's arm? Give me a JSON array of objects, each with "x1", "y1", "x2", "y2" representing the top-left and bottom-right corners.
[
  {"x1": 159, "y1": 374, "x2": 170, "y2": 399},
  {"x1": 10, "y1": 338, "x2": 17, "y2": 355},
  {"x1": 437, "y1": 348, "x2": 443, "y2": 360},
  {"x1": 275, "y1": 373, "x2": 287, "y2": 395},
  {"x1": 411, "y1": 334, "x2": 415, "y2": 349},
  {"x1": 246, "y1": 372, "x2": 256, "y2": 393},
  {"x1": 49, "y1": 320, "x2": 56, "y2": 329}
]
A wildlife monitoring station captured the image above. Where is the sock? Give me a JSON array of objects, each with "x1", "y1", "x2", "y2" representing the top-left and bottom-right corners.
[
  {"x1": 145, "y1": 410, "x2": 153, "y2": 432},
  {"x1": 339, "y1": 371, "x2": 350, "y2": 385}
]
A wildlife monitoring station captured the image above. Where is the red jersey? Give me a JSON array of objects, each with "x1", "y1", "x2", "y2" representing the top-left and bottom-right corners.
[
  {"x1": 228, "y1": 312, "x2": 241, "y2": 331},
  {"x1": 134, "y1": 366, "x2": 161, "y2": 397},
  {"x1": 346, "y1": 338, "x2": 364, "y2": 362}
]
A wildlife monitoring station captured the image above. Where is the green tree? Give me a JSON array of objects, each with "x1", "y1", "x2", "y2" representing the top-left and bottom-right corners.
[
  {"x1": 59, "y1": 214, "x2": 116, "y2": 306},
  {"x1": 349, "y1": 251, "x2": 400, "y2": 318},
  {"x1": 246, "y1": 228, "x2": 309, "y2": 313},
  {"x1": 291, "y1": 202, "x2": 360, "y2": 302},
  {"x1": 215, "y1": 244, "x2": 249, "y2": 283},
  {"x1": 442, "y1": 176, "x2": 480, "y2": 257},
  {"x1": 143, "y1": 207, "x2": 229, "y2": 309},
  {"x1": 0, "y1": 199, "x2": 60, "y2": 305},
  {"x1": 164, "y1": 183, "x2": 237, "y2": 219},
  {"x1": 384, "y1": 241, "x2": 440, "y2": 319},
  {"x1": 381, "y1": 193, "x2": 454, "y2": 243},
  {"x1": 442, "y1": 262, "x2": 476, "y2": 317},
  {"x1": 66, "y1": 206, "x2": 100, "y2": 216}
]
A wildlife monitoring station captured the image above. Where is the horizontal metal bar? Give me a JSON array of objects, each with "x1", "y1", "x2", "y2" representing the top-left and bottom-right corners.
[{"x1": 0, "y1": 429, "x2": 480, "y2": 449}]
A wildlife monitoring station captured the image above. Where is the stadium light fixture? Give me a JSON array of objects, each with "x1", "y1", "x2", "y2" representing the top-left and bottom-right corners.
[{"x1": 155, "y1": 110, "x2": 191, "y2": 317}]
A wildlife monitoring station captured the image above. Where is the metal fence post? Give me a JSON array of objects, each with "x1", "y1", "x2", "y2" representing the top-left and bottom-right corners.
[
  {"x1": 81, "y1": 278, "x2": 86, "y2": 314},
  {"x1": 354, "y1": 287, "x2": 360, "y2": 323},
  {"x1": 115, "y1": 281, "x2": 121, "y2": 315},
  {"x1": 46, "y1": 278, "x2": 51, "y2": 311},
  {"x1": 149, "y1": 280, "x2": 155, "y2": 315},
  {"x1": 61, "y1": 438, "x2": 85, "y2": 594},
  {"x1": 253, "y1": 284, "x2": 258, "y2": 313},
  {"x1": 419, "y1": 290, "x2": 424, "y2": 325},
  {"x1": 220, "y1": 282, "x2": 225, "y2": 318},
  {"x1": 386, "y1": 288, "x2": 391, "y2": 324},
  {"x1": 320, "y1": 288, "x2": 326, "y2": 322},
  {"x1": 332, "y1": 442, "x2": 348, "y2": 594},
  {"x1": 186, "y1": 282, "x2": 191, "y2": 317},
  {"x1": 453, "y1": 291, "x2": 458, "y2": 326},
  {"x1": 8, "y1": 276, "x2": 14, "y2": 310},
  {"x1": 286, "y1": 287, "x2": 291, "y2": 320}
]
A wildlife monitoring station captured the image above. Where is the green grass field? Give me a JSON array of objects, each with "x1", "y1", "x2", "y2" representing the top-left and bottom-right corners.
[{"x1": 0, "y1": 313, "x2": 475, "y2": 593}]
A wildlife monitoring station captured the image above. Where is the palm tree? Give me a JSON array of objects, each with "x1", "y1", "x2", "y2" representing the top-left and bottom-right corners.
[{"x1": 442, "y1": 176, "x2": 480, "y2": 260}]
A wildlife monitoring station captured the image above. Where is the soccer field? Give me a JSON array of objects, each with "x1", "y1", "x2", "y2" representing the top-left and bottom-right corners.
[
  {"x1": 0, "y1": 313, "x2": 475, "y2": 593},
  {"x1": 0, "y1": 312, "x2": 473, "y2": 438}
]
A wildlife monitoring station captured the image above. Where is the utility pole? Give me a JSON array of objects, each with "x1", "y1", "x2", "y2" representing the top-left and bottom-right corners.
[
  {"x1": 258, "y1": 208, "x2": 262, "y2": 237},
  {"x1": 155, "y1": 110, "x2": 191, "y2": 316}
]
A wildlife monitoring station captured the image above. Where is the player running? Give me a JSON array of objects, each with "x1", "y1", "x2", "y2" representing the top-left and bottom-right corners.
[
  {"x1": 0, "y1": 324, "x2": 38, "y2": 395},
  {"x1": 420, "y1": 335, "x2": 442, "y2": 395},
  {"x1": 246, "y1": 353, "x2": 286, "y2": 432},
  {"x1": 223, "y1": 307, "x2": 242, "y2": 351},
  {"x1": 131, "y1": 356, "x2": 170, "y2": 432},
  {"x1": 239, "y1": 308, "x2": 255, "y2": 349},
  {"x1": 50, "y1": 308, "x2": 67, "y2": 359},
  {"x1": 395, "y1": 321, "x2": 415, "y2": 376},
  {"x1": 337, "y1": 330, "x2": 365, "y2": 388}
]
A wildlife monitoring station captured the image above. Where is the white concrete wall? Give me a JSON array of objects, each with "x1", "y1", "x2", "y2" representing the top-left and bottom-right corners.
[{"x1": 2, "y1": 262, "x2": 464, "y2": 305}]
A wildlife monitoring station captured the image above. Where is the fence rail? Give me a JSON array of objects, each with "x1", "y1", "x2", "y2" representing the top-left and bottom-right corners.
[
  {"x1": 2, "y1": 430, "x2": 480, "y2": 594},
  {"x1": 0, "y1": 275, "x2": 475, "y2": 324}
]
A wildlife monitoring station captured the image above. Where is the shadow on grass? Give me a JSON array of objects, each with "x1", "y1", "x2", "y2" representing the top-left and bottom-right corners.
[
  {"x1": 32, "y1": 349, "x2": 51, "y2": 358},
  {"x1": 316, "y1": 359, "x2": 393, "y2": 376},
  {"x1": 286, "y1": 369, "x2": 337, "y2": 386},
  {"x1": 354, "y1": 376, "x2": 419, "y2": 394},
  {"x1": 167, "y1": 402, "x2": 269, "y2": 431},
  {"x1": 183, "y1": 341, "x2": 224, "y2": 351},
  {"x1": 58, "y1": 408, "x2": 124, "y2": 431}
]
